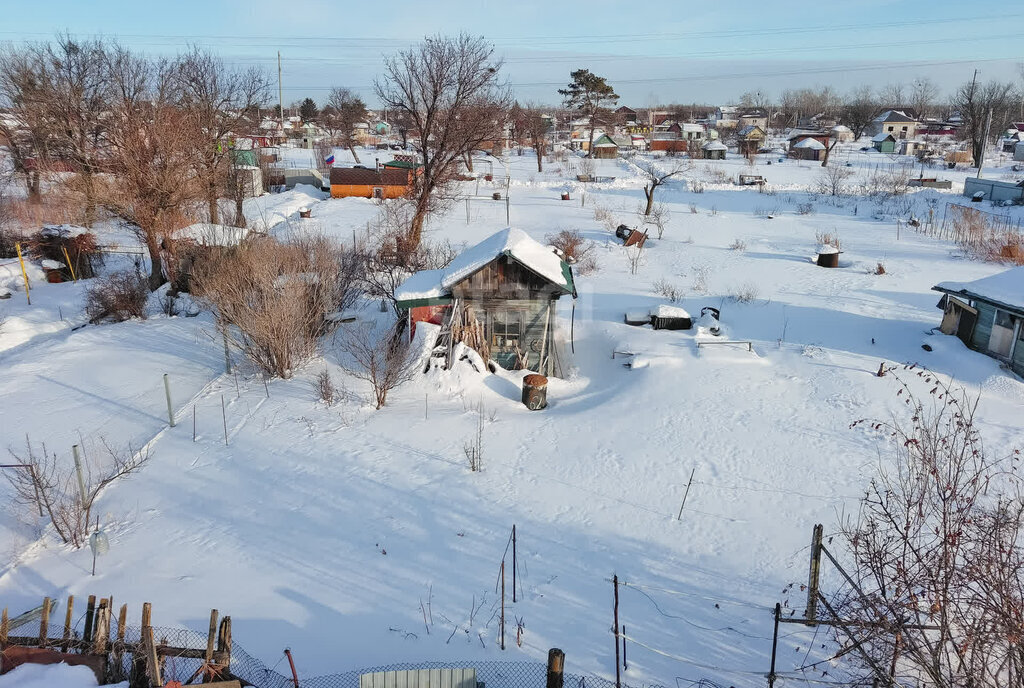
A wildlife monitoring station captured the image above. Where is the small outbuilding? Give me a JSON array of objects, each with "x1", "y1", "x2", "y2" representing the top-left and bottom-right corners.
[
  {"x1": 1015, "y1": 140, "x2": 1024, "y2": 162},
  {"x1": 700, "y1": 140, "x2": 727, "y2": 160},
  {"x1": 932, "y1": 266, "x2": 1024, "y2": 375},
  {"x1": 330, "y1": 166, "x2": 415, "y2": 199},
  {"x1": 872, "y1": 132, "x2": 898, "y2": 153},
  {"x1": 790, "y1": 137, "x2": 827, "y2": 161},
  {"x1": 395, "y1": 227, "x2": 577, "y2": 376},
  {"x1": 830, "y1": 125, "x2": 855, "y2": 143},
  {"x1": 592, "y1": 133, "x2": 620, "y2": 159},
  {"x1": 736, "y1": 125, "x2": 766, "y2": 156}
]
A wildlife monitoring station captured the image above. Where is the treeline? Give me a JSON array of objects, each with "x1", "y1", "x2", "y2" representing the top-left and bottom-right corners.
[{"x1": 0, "y1": 35, "x2": 270, "y2": 287}]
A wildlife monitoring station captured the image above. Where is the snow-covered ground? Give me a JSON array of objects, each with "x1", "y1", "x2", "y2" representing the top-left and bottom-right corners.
[{"x1": 1, "y1": 143, "x2": 1022, "y2": 687}]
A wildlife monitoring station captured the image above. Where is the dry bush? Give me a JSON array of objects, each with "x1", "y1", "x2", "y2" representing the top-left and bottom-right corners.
[
  {"x1": 463, "y1": 400, "x2": 485, "y2": 472},
  {"x1": 689, "y1": 203, "x2": 698, "y2": 214},
  {"x1": 643, "y1": 202, "x2": 670, "y2": 239},
  {"x1": 701, "y1": 165, "x2": 730, "y2": 184},
  {"x1": 192, "y1": 234, "x2": 362, "y2": 378},
  {"x1": 26, "y1": 226, "x2": 100, "y2": 278},
  {"x1": 341, "y1": 321, "x2": 417, "y2": 409},
  {"x1": 690, "y1": 180, "x2": 706, "y2": 193},
  {"x1": 5, "y1": 436, "x2": 150, "y2": 548},
  {"x1": 593, "y1": 205, "x2": 619, "y2": 233},
  {"x1": 814, "y1": 165, "x2": 855, "y2": 196},
  {"x1": 836, "y1": 371, "x2": 1024, "y2": 688},
  {"x1": 314, "y1": 369, "x2": 337, "y2": 405},
  {"x1": 546, "y1": 229, "x2": 597, "y2": 275},
  {"x1": 690, "y1": 263, "x2": 711, "y2": 293},
  {"x1": 874, "y1": 262, "x2": 886, "y2": 275},
  {"x1": 85, "y1": 271, "x2": 149, "y2": 323},
  {"x1": 731, "y1": 282, "x2": 759, "y2": 303},
  {"x1": 796, "y1": 202, "x2": 816, "y2": 215},
  {"x1": 653, "y1": 278, "x2": 684, "y2": 302},
  {"x1": 729, "y1": 238, "x2": 747, "y2": 251},
  {"x1": 815, "y1": 230, "x2": 842, "y2": 250}
]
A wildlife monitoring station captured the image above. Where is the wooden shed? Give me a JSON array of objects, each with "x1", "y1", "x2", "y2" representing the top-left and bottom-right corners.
[
  {"x1": 790, "y1": 137, "x2": 826, "y2": 161},
  {"x1": 395, "y1": 228, "x2": 577, "y2": 376},
  {"x1": 932, "y1": 266, "x2": 1024, "y2": 375},
  {"x1": 592, "y1": 133, "x2": 620, "y2": 159},
  {"x1": 330, "y1": 166, "x2": 415, "y2": 199},
  {"x1": 700, "y1": 140, "x2": 727, "y2": 160},
  {"x1": 871, "y1": 132, "x2": 897, "y2": 154}
]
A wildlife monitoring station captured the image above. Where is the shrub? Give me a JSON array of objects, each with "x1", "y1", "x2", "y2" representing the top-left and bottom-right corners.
[
  {"x1": 192, "y1": 234, "x2": 362, "y2": 378},
  {"x1": 690, "y1": 263, "x2": 711, "y2": 293},
  {"x1": 690, "y1": 181, "x2": 705, "y2": 194},
  {"x1": 875, "y1": 262, "x2": 886, "y2": 275},
  {"x1": 731, "y1": 282, "x2": 760, "y2": 303},
  {"x1": 689, "y1": 203, "x2": 698, "y2": 214},
  {"x1": 815, "y1": 230, "x2": 842, "y2": 250},
  {"x1": 341, "y1": 321, "x2": 417, "y2": 409},
  {"x1": 315, "y1": 369, "x2": 337, "y2": 405},
  {"x1": 796, "y1": 202, "x2": 816, "y2": 215},
  {"x1": 653, "y1": 278, "x2": 684, "y2": 302},
  {"x1": 547, "y1": 229, "x2": 597, "y2": 274},
  {"x1": 85, "y1": 271, "x2": 149, "y2": 323},
  {"x1": 27, "y1": 226, "x2": 101, "y2": 279},
  {"x1": 729, "y1": 238, "x2": 747, "y2": 251}
]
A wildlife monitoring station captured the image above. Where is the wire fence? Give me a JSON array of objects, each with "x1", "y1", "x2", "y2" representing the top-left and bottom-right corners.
[{"x1": 5, "y1": 611, "x2": 670, "y2": 688}]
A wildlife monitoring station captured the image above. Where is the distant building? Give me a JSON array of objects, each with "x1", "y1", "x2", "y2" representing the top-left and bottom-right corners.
[
  {"x1": 329, "y1": 165, "x2": 415, "y2": 199},
  {"x1": 872, "y1": 132, "x2": 898, "y2": 153},
  {"x1": 700, "y1": 140, "x2": 727, "y2": 160},
  {"x1": 736, "y1": 125, "x2": 767, "y2": 155},
  {"x1": 615, "y1": 106, "x2": 639, "y2": 125},
  {"x1": 868, "y1": 110, "x2": 918, "y2": 139},
  {"x1": 790, "y1": 137, "x2": 827, "y2": 161}
]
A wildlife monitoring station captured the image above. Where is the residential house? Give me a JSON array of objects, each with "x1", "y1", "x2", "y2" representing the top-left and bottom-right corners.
[
  {"x1": 329, "y1": 165, "x2": 415, "y2": 199},
  {"x1": 735, "y1": 125, "x2": 766, "y2": 155},
  {"x1": 615, "y1": 106, "x2": 639, "y2": 125},
  {"x1": 738, "y1": 109, "x2": 768, "y2": 131},
  {"x1": 714, "y1": 106, "x2": 740, "y2": 129},
  {"x1": 868, "y1": 110, "x2": 918, "y2": 139},
  {"x1": 787, "y1": 130, "x2": 831, "y2": 148},
  {"x1": 395, "y1": 227, "x2": 577, "y2": 376},
  {"x1": 915, "y1": 120, "x2": 958, "y2": 138},
  {"x1": 932, "y1": 266, "x2": 1024, "y2": 376},
  {"x1": 871, "y1": 132, "x2": 898, "y2": 153}
]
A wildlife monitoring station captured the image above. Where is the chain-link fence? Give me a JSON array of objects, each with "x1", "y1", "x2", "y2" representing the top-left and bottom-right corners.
[{"x1": 5, "y1": 608, "x2": 669, "y2": 688}]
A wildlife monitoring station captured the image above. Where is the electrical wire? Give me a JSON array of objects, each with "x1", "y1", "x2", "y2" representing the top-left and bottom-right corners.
[
  {"x1": 619, "y1": 631, "x2": 767, "y2": 677},
  {"x1": 621, "y1": 583, "x2": 772, "y2": 640},
  {"x1": 617, "y1": 580, "x2": 768, "y2": 612}
]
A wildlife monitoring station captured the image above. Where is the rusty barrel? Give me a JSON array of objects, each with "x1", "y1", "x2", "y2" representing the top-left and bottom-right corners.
[
  {"x1": 817, "y1": 250, "x2": 839, "y2": 268},
  {"x1": 522, "y1": 374, "x2": 548, "y2": 411}
]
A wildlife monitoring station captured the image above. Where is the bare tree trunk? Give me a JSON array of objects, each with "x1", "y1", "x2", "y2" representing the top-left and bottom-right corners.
[
  {"x1": 82, "y1": 170, "x2": 96, "y2": 228},
  {"x1": 145, "y1": 237, "x2": 164, "y2": 291},
  {"x1": 208, "y1": 180, "x2": 220, "y2": 225},
  {"x1": 234, "y1": 177, "x2": 246, "y2": 229},
  {"x1": 464, "y1": 153, "x2": 474, "y2": 173},
  {"x1": 535, "y1": 145, "x2": 543, "y2": 172},
  {"x1": 348, "y1": 143, "x2": 360, "y2": 164},
  {"x1": 28, "y1": 171, "x2": 41, "y2": 203},
  {"x1": 643, "y1": 185, "x2": 655, "y2": 215},
  {"x1": 821, "y1": 140, "x2": 838, "y2": 167},
  {"x1": 587, "y1": 124, "x2": 596, "y2": 159}
]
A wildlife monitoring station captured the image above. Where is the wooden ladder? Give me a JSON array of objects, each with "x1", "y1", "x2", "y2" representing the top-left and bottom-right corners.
[{"x1": 425, "y1": 298, "x2": 460, "y2": 372}]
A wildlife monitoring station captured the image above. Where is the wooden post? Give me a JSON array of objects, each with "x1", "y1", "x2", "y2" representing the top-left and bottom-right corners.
[
  {"x1": 500, "y1": 559, "x2": 506, "y2": 650},
  {"x1": 93, "y1": 599, "x2": 110, "y2": 654},
  {"x1": 61, "y1": 246, "x2": 78, "y2": 281},
  {"x1": 141, "y1": 602, "x2": 151, "y2": 630},
  {"x1": 546, "y1": 648, "x2": 565, "y2": 688},
  {"x1": 112, "y1": 604, "x2": 127, "y2": 680},
  {"x1": 205, "y1": 608, "x2": 219, "y2": 678},
  {"x1": 1, "y1": 607, "x2": 9, "y2": 651},
  {"x1": 221, "y1": 395, "x2": 228, "y2": 446},
  {"x1": 769, "y1": 603, "x2": 781, "y2": 688},
  {"x1": 62, "y1": 595, "x2": 74, "y2": 652},
  {"x1": 622, "y1": 625, "x2": 627, "y2": 671},
  {"x1": 806, "y1": 523, "x2": 823, "y2": 622},
  {"x1": 613, "y1": 575, "x2": 621, "y2": 688},
  {"x1": 38, "y1": 597, "x2": 51, "y2": 648},
  {"x1": 217, "y1": 616, "x2": 232, "y2": 673},
  {"x1": 144, "y1": 626, "x2": 162, "y2": 687},
  {"x1": 133, "y1": 603, "x2": 152, "y2": 686},
  {"x1": 83, "y1": 595, "x2": 96, "y2": 643}
]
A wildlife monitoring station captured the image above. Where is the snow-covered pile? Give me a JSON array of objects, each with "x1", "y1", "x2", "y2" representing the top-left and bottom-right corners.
[{"x1": 0, "y1": 663, "x2": 125, "y2": 688}]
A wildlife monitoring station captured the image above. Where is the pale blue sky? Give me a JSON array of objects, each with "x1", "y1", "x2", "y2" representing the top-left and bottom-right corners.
[{"x1": 2, "y1": 0, "x2": 1022, "y2": 107}]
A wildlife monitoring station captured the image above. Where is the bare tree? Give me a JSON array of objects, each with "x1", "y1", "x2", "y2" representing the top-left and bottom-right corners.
[
  {"x1": 879, "y1": 81, "x2": 907, "y2": 110},
  {"x1": 559, "y1": 69, "x2": 618, "y2": 158},
  {"x1": 324, "y1": 87, "x2": 368, "y2": 163},
  {"x1": 341, "y1": 321, "x2": 417, "y2": 409},
  {"x1": 175, "y1": 47, "x2": 268, "y2": 225},
  {"x1": 522, "y1": 104, "x2": 550, "y2": 172},
  {"x1": 639, "y1": 158, "x2": 689, "y2": 215},
  {"x1": 375, "y1": 33, "x2": 509, "y2": 253},
  {"x1": 192, "y1": 233, "x2": 363, "y2": 378},
  {"x1": 840, "y1": 85, "x2": 881, "y2": 141},
  {"x1": 833, "y1": 369, "x2": 1024, "y2": 688},
  {"x1": 910, "y1": 77, "x2": 940, "y2": 120},
  {"x1": 101, "y1": 47, "x2": 204, "y2": 289},
  {"x1": 953, "y1": 77, "x2": 1018, "y2": 167},
  {"x1": 0, "y1": 46, "x2": 51, "y2": 201},
  {"x1": 38, "y1": 35, "x2": 111, "y2": 227},
  {"x1": 814, "y1": 165, "x2": 854, "y2": 196},
  {"x1": 5, "y1": 435, "x2": 150, "y2": 548}
]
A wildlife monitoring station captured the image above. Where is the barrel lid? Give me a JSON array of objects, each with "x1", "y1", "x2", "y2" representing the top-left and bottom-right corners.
[{"x1": 523, "y1": 374, "x2": 548, "y2": 386}]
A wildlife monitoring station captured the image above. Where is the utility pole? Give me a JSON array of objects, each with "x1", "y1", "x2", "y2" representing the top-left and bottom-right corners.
[
  {"x1": 977, "y1": 106, "x2": 993, "y2": 179},
  {"x1": 278, "y1": 51, "x2": 284, "y2": 132}
]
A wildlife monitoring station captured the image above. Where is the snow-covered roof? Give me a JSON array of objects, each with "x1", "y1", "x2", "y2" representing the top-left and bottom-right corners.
[
  {"x1": 681, "y1": 123, "x2": 704, "y2": 133},
  {"x1": 394, "y1": 227, "x2": 575, "y2": 304},
  {"x1": 872, "y1": 132, "x2": 896, "y2": 142},
  {"x1": 875, "y1": 109, "x2": 916, "y2": 123},
  {"x1": 651, "y1": 304, "x2": 691, "y2": 319},
  {"x1": 934, "y1": 266, "x2": 1024, "y2": 313},
  {"x1": 701, "y1": 140, "x2": 727, "y2": 150},
  {"x1": 177, "y1": 222, "x2": 251, "y2": 246},
  {"x1": 793, "y1": 138, "x2": 826, "y2": 150},
  {"x1": 831, "y1": 124, "x2": 852, "y2": 132}
]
